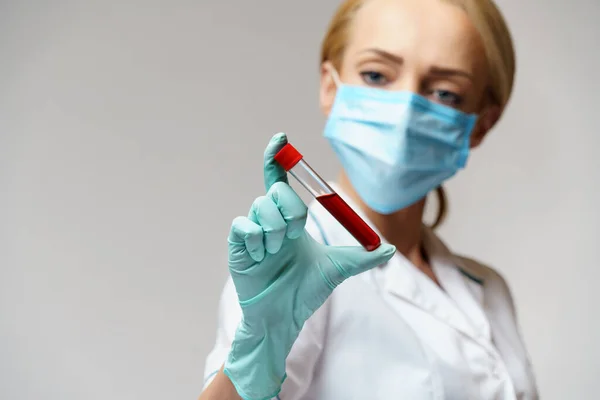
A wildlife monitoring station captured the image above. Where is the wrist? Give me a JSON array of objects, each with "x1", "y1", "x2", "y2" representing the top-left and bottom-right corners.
[{"x1": 224, "y1": 322, "x2": 287, "y2": 400}]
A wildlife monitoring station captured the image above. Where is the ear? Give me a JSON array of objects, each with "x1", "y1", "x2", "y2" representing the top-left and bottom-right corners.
[
  {"x1": 469, "y1": 104, "x2": 502, "y2": 148},
  {"x1": 319, "y1": 62, "x2": 338, "y2": 115}
]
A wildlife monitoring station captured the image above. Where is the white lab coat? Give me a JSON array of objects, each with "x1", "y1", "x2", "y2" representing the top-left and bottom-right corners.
[{"x1": 204, "y1": 184, "x2": 539, "y2": 399}]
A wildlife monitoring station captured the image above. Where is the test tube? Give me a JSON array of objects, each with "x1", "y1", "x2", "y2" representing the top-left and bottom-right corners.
[{"x1": 274, "y1": 142, "x2": 381, "y2": 251}]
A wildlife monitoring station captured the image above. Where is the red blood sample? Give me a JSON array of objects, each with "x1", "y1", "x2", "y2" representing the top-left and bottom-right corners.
[{"x1": 316, "y1": 193, "x2": 381, "y2": 251}]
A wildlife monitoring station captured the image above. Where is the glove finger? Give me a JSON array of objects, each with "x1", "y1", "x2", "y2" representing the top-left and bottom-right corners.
[
  {"x1": 263, "y1": 132, "x2": 289, "y2": 192},
  {"x1": 322, "y1": 243, "x2": 396, "y2": 287},
  {"x1": 228, "y1": 216, "x2": 265, "y2": 265},
  {"x1": 248, "y1": 196, "x2": 287, "y2": 254},
  {"x1": 267, "y1": 181, "x2": 308, "y2": 239}
]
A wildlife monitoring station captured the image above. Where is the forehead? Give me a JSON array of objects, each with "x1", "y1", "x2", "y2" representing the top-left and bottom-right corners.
[{"x1": 347, "y1": 0, "x2": 487, "y2": 74}]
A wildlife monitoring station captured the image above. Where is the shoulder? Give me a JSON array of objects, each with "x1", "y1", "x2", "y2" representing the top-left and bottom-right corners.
[
  {"x1": 454, "y1": 254, "x2": 539, "y2": 396},
  {"x1": 454, "y1": 254, "x2": 517, "y2": 315},
  {"x1": 425, "y1": 227, "x2": 516, "y2": 308},
  {"x1": 455, "y1": 254, "x2": 507, "y2": 285}
]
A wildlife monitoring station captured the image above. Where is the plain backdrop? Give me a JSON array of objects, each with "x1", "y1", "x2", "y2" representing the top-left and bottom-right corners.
[{"x1": 1, "y1": 0, "x2": 599, "y2": 399}]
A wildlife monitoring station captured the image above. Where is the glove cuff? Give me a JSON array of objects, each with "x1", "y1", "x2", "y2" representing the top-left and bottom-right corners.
[{"x1": 224, "y1": 323, "x2": 288, "y2": 400}]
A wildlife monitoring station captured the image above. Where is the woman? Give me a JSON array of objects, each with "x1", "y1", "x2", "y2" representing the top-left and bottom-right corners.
[{"x1": 201, "y1": 0, "x2": 538, "y2": 398}]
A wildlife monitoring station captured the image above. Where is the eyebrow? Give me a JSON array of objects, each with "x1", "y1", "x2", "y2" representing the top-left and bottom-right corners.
[
  {"x1": 359, "y1": 48, "x2": 474, "y2": 81},
  {"x1": 429, "y1": 66, "x2": 474, "y2": 82},
  {"x1": 359, "y1": 48, "x2": 404, "y2": 64}
]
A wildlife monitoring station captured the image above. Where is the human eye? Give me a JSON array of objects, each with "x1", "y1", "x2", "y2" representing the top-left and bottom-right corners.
[
  {"x1": 360, "y1": 71, "x2": 389, "y2": 86},
  {"x1": 430, "y1": 89, "x2": 464, "y2": 107}
]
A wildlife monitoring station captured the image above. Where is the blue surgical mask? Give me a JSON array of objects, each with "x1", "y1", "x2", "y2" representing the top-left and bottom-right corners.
[{"x1": 323, "y1": 70, "x2": 478, "y2": 214}]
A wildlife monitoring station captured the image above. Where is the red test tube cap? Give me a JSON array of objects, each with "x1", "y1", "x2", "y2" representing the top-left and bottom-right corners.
[{"x1": 274, "y1": 143, "x2": 303, "y2": 171}]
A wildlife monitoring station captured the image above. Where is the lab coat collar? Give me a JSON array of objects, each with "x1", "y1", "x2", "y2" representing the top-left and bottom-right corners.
[
  {"x1": 308, "y1": 183, "x2": 492, "y2": 345},
  {"x1": 380, "y1": 229, "x2": 490, "y2": 343},
  {"x1": 422, "y1": 228, "x2": 492, "y2": 342}
]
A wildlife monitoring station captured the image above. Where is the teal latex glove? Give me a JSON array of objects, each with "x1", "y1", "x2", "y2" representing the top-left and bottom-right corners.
[{"x1": 223, "y1": 133, "x2": 396, "y2": 400}]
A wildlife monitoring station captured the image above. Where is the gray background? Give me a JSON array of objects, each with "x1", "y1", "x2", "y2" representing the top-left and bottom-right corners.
[{"x1": 1, "y1": 0, "x2": 598, "y2": 399}]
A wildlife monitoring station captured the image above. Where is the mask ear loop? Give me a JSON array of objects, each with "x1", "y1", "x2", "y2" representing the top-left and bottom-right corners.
[{"x1": 325, "y1": 63, "x2": 342, "y2": 87}]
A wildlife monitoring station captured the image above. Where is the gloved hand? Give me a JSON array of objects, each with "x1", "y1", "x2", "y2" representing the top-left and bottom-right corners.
[{"x1": 223, "y1": 133, "x2": 396, "y2": 400}]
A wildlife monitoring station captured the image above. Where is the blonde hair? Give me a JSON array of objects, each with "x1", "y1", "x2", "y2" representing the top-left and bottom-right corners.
[{"x1": 320, "y1": 0, "x2": 516, "y2": 229}]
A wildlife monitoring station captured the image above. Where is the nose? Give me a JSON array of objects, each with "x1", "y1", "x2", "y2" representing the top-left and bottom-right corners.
[{"x1": 390, "y1": 68, "x2": 421, "y2": 93}]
